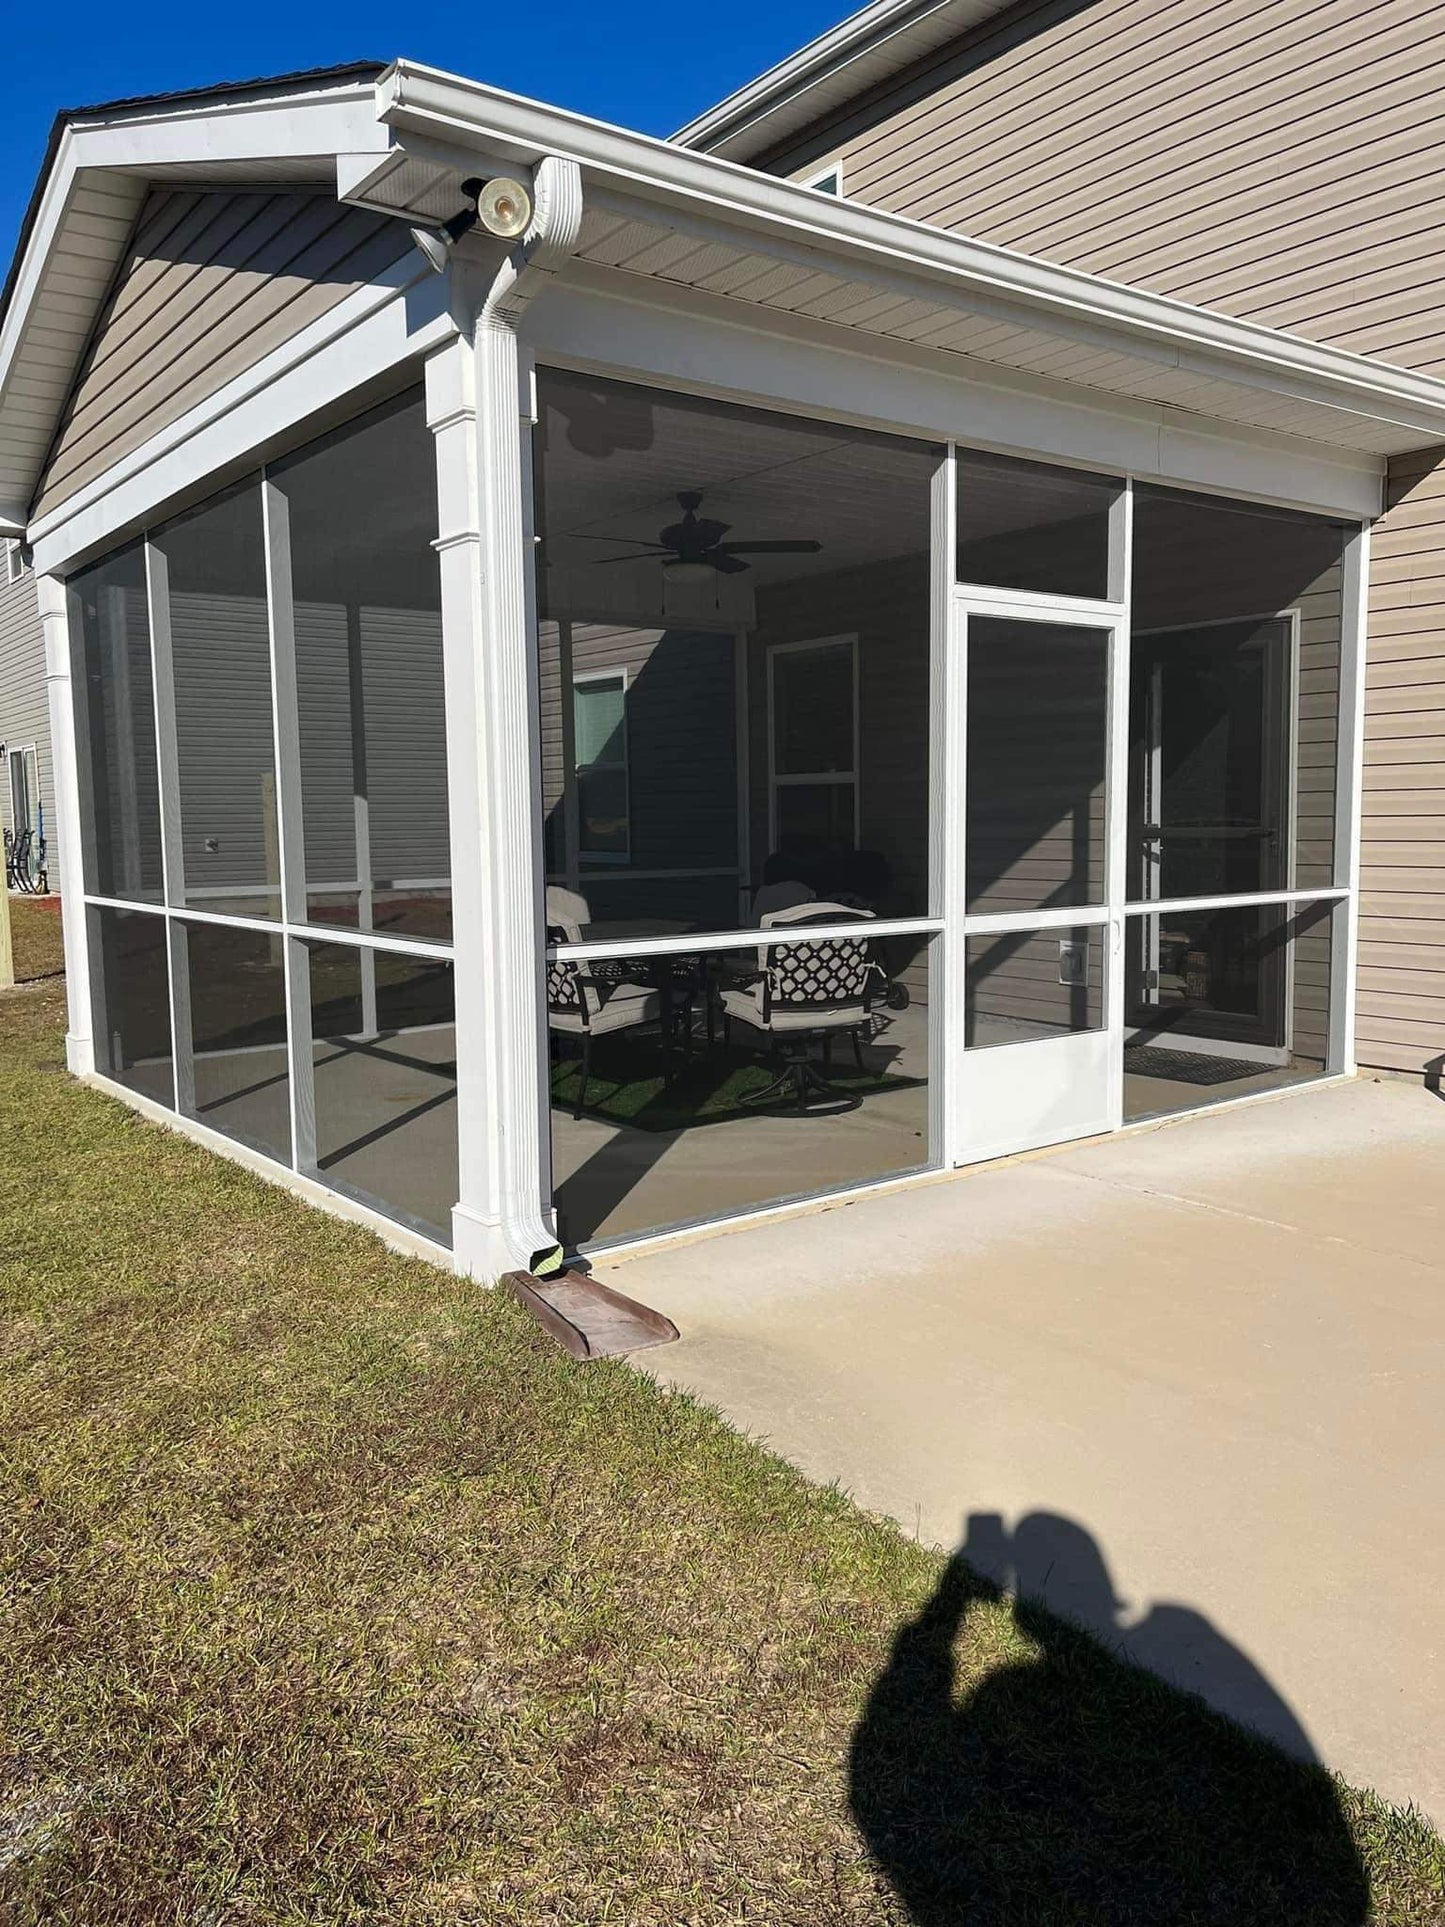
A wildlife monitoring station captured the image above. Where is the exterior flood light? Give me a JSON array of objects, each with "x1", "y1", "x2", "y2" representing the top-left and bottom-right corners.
[
  {"x1": 410, "y1": 175, "x2": 534, "y2": 273},
  {"x1": 476, "y1": 176, "x2": 532, "y2": 239}
]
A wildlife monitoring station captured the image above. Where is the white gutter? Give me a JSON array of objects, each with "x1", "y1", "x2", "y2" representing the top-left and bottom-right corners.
[{"x1": 379, "y1": 62, "x2": 1445, "y2": 446}]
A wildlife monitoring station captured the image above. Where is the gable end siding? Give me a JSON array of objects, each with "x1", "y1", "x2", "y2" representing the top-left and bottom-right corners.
[{"x1": 33, "y1": 188, "x2": 414, "y2": 523}]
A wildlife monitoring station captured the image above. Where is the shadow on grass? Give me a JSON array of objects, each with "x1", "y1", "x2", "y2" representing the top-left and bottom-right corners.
[{"x1": 850, "y1": 1511, "x2": 1369, "y2": 1925}]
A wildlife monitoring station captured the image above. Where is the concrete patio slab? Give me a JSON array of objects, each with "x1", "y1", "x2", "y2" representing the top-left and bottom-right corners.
[{"x1": 598, "y1": 1075, "x2": 1445, "y2": 1821}]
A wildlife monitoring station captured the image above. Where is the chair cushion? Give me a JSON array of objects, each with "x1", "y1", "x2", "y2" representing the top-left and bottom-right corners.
[
  {"x1": 551, "y1": 981, "x2": 660, "y2": 1037},
  {"x1": 720, "y1": 986, "x2": 866, "y2": 1035}
]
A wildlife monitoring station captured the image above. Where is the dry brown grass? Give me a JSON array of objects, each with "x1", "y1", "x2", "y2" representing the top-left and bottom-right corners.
[{"x1": 1, "y1": 899, "x2": 1441, "y2": 1924}]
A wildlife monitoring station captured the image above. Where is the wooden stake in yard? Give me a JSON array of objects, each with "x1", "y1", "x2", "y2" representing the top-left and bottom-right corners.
[{"x1": 0, "y1": 881, "x2": 14, "y2": 990}]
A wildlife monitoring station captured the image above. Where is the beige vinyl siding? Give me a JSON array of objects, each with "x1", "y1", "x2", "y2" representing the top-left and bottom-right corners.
[
  {"x1": 767, "y1": 0, "x2": 1445, "y2": 375},
  {"x1": 751, "y1": 554, "x2": 933, "y2": 998},
  {"x1": 1359, "y1": 449, "x2": 1445, "y2": 1080},
  {"x1": 0, "y1": 562, "x2": 57, "y2": 890},
  {"x1": 170, "y1": 589, "x2": 276, "y2": 907},
  {"x1": 34, "y1": 189, "x2": 413, "y2": 521},
  {"x1": 541, "y1": 621, "x2": 743, "y2": 923},
  {"x1": 293, "y1": 602, "x2": 449, "y2": 898}
]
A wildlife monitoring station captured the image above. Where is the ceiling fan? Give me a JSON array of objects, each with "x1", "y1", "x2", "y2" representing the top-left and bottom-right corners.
[{"x1": 575, "y1": 491, "x2": 822, "y2": 576}]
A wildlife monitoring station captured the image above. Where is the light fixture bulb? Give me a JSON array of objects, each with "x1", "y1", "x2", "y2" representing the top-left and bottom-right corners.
[{"x1": 478, "y1": 176, "x2": 533, "y2": 239}]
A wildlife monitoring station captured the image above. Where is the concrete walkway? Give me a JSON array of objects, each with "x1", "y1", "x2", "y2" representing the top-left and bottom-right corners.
[{"x1": 597, "y1": 1076, "x2": 1445, "y2": 1821}]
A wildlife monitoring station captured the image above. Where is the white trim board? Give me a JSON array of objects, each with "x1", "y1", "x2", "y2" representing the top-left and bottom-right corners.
[
  {"x1": 525, "y1": 275, "x2": 1384, "y2": 522},
  {"x1": 30, "y1": 262, "x2": 455, "y2": 577}
]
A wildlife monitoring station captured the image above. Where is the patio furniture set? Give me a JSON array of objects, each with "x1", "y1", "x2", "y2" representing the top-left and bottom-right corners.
[{"x1": 545, "y1": 881, "x2": 889, "y2": 1121}]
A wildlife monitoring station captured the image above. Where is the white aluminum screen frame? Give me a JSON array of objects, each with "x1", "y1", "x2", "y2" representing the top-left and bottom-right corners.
[{"x1": 63, "y1": 384, "x2": 458, "y2": 1259}]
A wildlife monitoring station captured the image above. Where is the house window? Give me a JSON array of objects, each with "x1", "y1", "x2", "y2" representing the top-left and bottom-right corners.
[
  {"x1": 4, "y1": 540, "x2": 27, "y2": 584},
  {"x1": 803, "y1": 162, "x2": 843, "y2": 196},
  {"x1": 7, "y1": 743, "x2": 38, "y2": 840},
  {"x1": 769, "y1": 637, "x2": 858, "y2": 860},
  {"x1": 574, "y1": 670, "x2": 630, "y2": 861}
]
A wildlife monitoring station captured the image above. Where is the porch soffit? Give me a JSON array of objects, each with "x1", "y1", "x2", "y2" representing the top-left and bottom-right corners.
[{"x1": 346, "y1": 130, "x2": 1431, "y2": 463}]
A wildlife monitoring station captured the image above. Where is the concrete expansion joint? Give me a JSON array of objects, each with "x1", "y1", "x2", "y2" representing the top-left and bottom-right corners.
[{"x1": 1059, "y1": 1162, "x2": 1442, "y2": 1272}]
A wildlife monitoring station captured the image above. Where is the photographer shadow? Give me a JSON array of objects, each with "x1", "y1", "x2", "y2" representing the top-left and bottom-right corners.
[{"x1": 849, "y1": 1511, "x2": 1369, "y2": 1925}]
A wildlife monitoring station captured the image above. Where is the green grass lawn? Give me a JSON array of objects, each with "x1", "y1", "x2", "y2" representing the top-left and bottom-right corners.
[{"x1": 2, "y1": 898, "x2": 1442, "y2": 1924}]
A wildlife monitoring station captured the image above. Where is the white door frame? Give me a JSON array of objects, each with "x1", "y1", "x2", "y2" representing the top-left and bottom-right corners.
[{"x1": 950, "y1": 589, "x2": 1130, "y2": 1163}]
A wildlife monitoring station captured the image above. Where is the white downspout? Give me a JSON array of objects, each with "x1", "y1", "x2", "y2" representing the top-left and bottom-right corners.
[{"x1": 429, "y1": 155, "x2": 584, "y2": 1280}]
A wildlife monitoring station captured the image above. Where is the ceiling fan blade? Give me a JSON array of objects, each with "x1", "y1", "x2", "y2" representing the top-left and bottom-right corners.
[
  {"x1": 716, "y1": 539, "x2": 823, "y2": 554},
  {"x1": 710, "y1": 552, "x2": 750, "y2": 575},
  {"x1": 566, "y1": 534, "x2": 672, "y2": 550},
  {"x1": 591, "y1": 550, "x2": 679, "y2": 566}
]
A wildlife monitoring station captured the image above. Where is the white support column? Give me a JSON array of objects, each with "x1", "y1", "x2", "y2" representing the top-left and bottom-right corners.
[
  {"x1": 1104, "y1": 478, "x2": 1134, "y2": 1130},
  {"x1": 559, "y1": 617, "x2": 580, "y2": 893},
  {"x1": 263, "y1": 478, "x2": 308, "y2": 1172},
  {"x1": 1330, "y1": 519, "x2": 1371, "y2": 1076},
  {"x1": 428, "y1": 155, "x2": 583, "y2": 1281},
  {"x1": 145, "y1": 541, "x2": 186, "y2": 908},
  {"x1": 345, "y1": 601, "x2": 379, "y2": 1037},
  {"x1": 39, "y1": 572, "x2": 93, "y2": 1075},
  {"x1": 930, "y1": 448, "x2": 962, "y2": 1168}
]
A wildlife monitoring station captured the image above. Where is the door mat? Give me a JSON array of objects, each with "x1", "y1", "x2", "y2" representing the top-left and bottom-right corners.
[
  {"x1": 1124, "y1": 1044, "x2": 1267, "y2": 1087},
  {"x1": 504, "y1": 1268, "x2": 679, "y2": 1361},
  {"x1": 550, "y1": 1041, "x2": 921, "y2": 1131}
]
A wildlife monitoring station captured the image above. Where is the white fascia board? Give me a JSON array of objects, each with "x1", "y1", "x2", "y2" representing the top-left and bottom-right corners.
[
  {"x1": 526, "y1": 270, "x2": 1384, "y2": 522},
  {"x1": 29, "y1": 254, "x2": 452, "y2": 575},
  {"x1": 0, "y1": 87, "x2": 392, "y2": 497},
  {"x1": 671, "y1": 0, "x2": 998, "y2": 157},
  {"x1": 378, "y1": 62, "x2": 1445, "y2": 449}
]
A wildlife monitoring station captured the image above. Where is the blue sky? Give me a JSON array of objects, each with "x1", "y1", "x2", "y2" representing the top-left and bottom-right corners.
[{"x1": 2, "y1": 0, "x2": 846, "y2": 268}]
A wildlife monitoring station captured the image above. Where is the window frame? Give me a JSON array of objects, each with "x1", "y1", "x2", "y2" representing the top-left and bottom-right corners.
[
  {"x1": 6, "y1": 741, "x2": 38, "y2": 836},
  {"x1": 766, "y1": 633, "x2": 861, "y2": 856},
  {"x1": 802, "y1": 161, "x2": 843, "y2": 196},
  {"x1": 572, "y1": 664, "x2": 632, "y2": 865}
]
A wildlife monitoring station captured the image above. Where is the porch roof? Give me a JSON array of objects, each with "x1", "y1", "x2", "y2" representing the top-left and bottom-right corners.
[
  {"x1": 365, "y1": 63, "x2": 1445, "y2": 462},
  {"x1": 670, "y1": 0, "x2": 1015, "y2": 164},
  {"x1": 6, "y1": 56, "x2": 1445, "y2": 536}
]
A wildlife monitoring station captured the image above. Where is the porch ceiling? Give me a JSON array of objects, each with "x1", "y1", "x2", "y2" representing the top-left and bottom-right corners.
[{"x1": 565, "y1": 202, "x2": 1410, "y2": 456}]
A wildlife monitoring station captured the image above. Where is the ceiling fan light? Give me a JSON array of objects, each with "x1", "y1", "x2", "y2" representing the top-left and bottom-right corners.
[{"x1": 665, "y1": 560, "x2": 714, "y2": 585}]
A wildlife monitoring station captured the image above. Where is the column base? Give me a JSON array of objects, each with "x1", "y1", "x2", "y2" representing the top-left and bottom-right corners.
[{"x1": 451, "y1": 1202, "x2": 562, "y2": 1284}]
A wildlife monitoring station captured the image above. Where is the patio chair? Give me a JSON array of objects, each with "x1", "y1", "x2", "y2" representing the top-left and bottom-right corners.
[
  {"x1": 719, "y1": 902, "x2": 879, "y2": 1111},
  {"x1": 546, "y1": 910, "x2": 662, "y2": 1120},
  {"x1": 753, "y1": 877, "x2": 816, "y2": 920},
  {"x1": 545, "y1": 884, "x2": 591, "y2": 928}
]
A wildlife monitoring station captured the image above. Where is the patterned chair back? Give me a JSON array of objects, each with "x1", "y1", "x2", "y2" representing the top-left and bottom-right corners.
[
  {"x1": 545, "y1": 921, "x2": 600, "y2": 1026},
  {"x1": 760, "y1": 904, "x2": 874, "y2": 1018}
]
